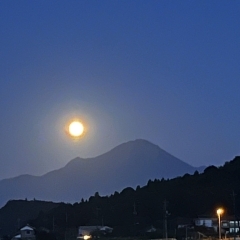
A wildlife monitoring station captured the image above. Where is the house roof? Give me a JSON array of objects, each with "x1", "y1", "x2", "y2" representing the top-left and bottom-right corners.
[
  {"x1": 100, "y1": 226, "x2": 113, "y2": 231},
  {"x1": 21, "y1": 225, "x2": 34, "y2": 231},
  {"x1": 13, "y1": 234, "x2": 21, "y2": 239},
  {"x1": 195, "y1": 217, "x2": 217, "y2": 220},
  {"x1": 79, "y1": 226, "x2": 100, "y2": 231},
  {"x1": 146, "y1": 226, "x2": 156, "y2": 232}
]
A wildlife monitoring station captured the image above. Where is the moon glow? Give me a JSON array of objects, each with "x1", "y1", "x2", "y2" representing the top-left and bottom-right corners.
[{"x1": 68, "y1": 121, "x2": 84, "y2": 138}]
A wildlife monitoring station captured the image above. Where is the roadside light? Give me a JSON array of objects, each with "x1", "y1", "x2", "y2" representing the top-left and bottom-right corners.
[
  {"x1": 83, "y1": 235, "x2": 91, "y2": 240},
  {"x1": 217, "y1": 208, "x2": 224, "y2": 240},
  {"x1": 217, "y1": 208, "x2": 224, "y2": 216}
]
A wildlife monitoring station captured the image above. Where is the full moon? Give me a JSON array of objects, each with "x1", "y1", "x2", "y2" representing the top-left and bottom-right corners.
[{"x1": 68, "y1": 121, "x2": 84, "y2": 138}]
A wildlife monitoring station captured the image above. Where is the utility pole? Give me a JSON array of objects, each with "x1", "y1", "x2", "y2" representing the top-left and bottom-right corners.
[
  {"x1": 66, "y1": 211, "x2": 68, "y2": 225},
  {"x1": 163, "y1": 200, "x2": 169, "y2": 240},
  {"x1": 185, "y1": 226, "x2": 187, "y2": 240},
  {"x1": 96, "y1": 207, "x2": 101, "y2": 225},
  {"x1": 53, "y1": 215, "x2": 55, "y2": 232},
  {"x1": 232, "y1": 190, "x2": 237, "y2": 240},
  {"x1": 65, "y1": 212, "x2": 68, "y2": 240},
  {"x1": 185, "y1": 225, "x2": 188, "y2": 240},
  {"x1": 101, "y1": 216, "x2": 104, "y2": 227},
  {"x1": 17, "y1": 218, "x2": 21, "y2": 230},
  {"x1": 133, "y1": 202, "x2": 137, "y2": 216},
  {"x1": 133, "y1": 202, "x2": 137, "y2": 236}
]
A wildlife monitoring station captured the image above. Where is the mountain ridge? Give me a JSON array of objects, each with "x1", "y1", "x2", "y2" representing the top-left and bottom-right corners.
[{"x1": 0, "y1": 139, "x2": 205, "y2": 207}]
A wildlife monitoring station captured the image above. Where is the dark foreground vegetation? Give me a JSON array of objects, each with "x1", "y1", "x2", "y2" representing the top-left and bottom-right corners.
[{"x1": 0, "y1": 156, "x2": 240, "y2": 240}]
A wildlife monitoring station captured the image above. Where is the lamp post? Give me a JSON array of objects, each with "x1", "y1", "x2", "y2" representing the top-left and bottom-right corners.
[{"x1": 217, "y1": 208, "x2": 224, "y2": 240}]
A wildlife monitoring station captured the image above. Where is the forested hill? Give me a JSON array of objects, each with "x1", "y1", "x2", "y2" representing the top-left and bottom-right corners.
[
  {"x1": 1, "y1": 156, "x2": 240, "y2": 237},
  {"x1": 0, "y1": 200, "x2": 59, "y2": 236}
]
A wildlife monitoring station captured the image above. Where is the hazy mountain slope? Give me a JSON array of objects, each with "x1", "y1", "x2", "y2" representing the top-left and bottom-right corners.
[{"x1": 0, "y1": 139, "x2": 204, "y2": 207}]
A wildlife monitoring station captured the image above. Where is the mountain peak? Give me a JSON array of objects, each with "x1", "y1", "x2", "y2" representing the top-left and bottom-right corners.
[
  {"x1": 117, "y1": 139, "x2": 160, "y2": 148},
  {"x1": 105, "y1": 139, "x2": 162, "y2": 156}
]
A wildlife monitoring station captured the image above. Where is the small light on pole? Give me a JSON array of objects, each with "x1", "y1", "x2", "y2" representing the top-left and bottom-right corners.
[{"x1": 217, "y1": 208, "x2": 224, "y2": 240}]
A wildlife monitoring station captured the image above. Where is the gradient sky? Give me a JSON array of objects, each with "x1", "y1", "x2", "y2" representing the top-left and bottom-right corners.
[{"x1": 0, "y1": 0, "x2": 239, "y2": 179}]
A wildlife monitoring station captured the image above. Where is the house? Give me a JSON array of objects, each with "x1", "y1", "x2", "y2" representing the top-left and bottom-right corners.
[
  {"x1": 78, "y1": 226, "x2": 99, "y2": 237},
  {"x1": 99, "y1": 226, "x2": 113, "y2": 233},
  {"x1": 77, "y1": 226, "x2": 113, "y2": 239},
  {"x1": 176, "y1": 217, "x2": 193, "y2": 229},
  {"x1": 194, "y1": 215, "x2": 240, "y2": 236},
  {"x1": 146, "y1": 226, "x2": 157, "y2": 233},
  {"x1": 11, "y1": 234, "x2": 21, "y2": 240},
  {"x1": 194, "y1": 217, "x2": 217, "y2": 228},
  {"x1": 221, "y1": 217, "x2": 240, "y2": 234},
  {"x1": 12, "y1": 225, "x2": 36, "y2": 240}
]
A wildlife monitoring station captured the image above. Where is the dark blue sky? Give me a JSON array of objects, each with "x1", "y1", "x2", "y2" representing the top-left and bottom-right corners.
[{"x1": 0, "y1": 0, "x2": 239, "y2": 179}]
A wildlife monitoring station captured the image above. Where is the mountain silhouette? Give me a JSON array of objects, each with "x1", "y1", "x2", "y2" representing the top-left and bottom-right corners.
[{"x1": 0, "y1": 139, "x2": 205, "y2": 206}]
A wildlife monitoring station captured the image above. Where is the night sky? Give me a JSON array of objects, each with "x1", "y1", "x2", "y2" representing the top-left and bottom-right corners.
[{"x1": 0, "y1": 1, "x2": 239, "y2": 179}]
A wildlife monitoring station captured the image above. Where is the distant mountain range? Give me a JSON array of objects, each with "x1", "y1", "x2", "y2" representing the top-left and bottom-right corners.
[{"x1": 0, "y1": 139, "x2": 205, "y2": 207}]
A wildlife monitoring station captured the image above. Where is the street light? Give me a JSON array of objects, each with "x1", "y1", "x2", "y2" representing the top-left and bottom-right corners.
[{"x1": 217, "y1": 208, "x2": 224, "y2": 240}]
